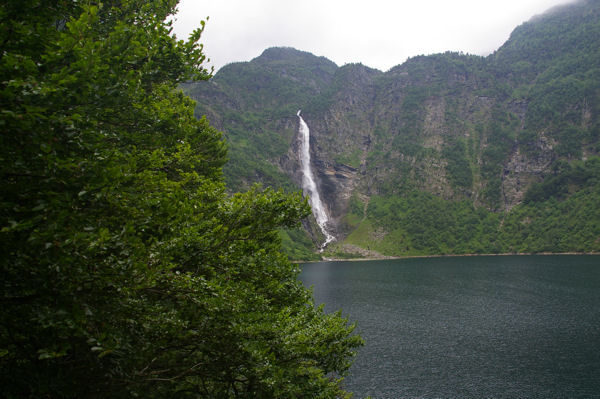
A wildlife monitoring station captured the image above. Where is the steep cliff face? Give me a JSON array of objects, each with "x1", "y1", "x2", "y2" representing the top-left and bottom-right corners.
[
  {"x1": 185, "y1": 0, "x2": 600, "y2": 256},
  {"x1": 303, "y1": 64, "x2": 382, "y2": 224}
]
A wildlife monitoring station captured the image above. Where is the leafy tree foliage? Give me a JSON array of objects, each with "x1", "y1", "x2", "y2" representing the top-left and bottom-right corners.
[
  {"x1": 442, "y1": 138, "x2": 473, "y2": 191},
  {"x1": 0, "y1": 1, "x2": 361, "y2": 397},
  {"x1": 524, "y1": 158, "x2": 600, "y2": 203}
]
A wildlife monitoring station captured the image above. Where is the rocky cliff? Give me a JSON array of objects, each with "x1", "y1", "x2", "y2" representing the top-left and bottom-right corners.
[{"x1": 184, "y1": 0, "x2": 600, "y2": 258}]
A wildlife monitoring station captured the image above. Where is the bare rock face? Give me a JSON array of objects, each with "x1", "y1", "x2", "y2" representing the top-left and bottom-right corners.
[
  {"x1": 502, "y1": 133, "x2": 556, "y2": 210},
  {"x1": 283, "y1": 113, "x2": 362, "y2": 240},
  {"x1": 316, "y1": 160, "x2": 359, "y2": 222}
]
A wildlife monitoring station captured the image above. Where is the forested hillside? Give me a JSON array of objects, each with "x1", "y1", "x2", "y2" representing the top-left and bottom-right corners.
[{"x1": 185, "y1": 0, "x2": 600, "y2": 259}]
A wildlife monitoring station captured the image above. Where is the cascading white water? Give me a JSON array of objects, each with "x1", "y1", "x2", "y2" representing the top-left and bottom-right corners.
[{"x1": 297, "y1": 110, "x2": 334, "y2": 247}]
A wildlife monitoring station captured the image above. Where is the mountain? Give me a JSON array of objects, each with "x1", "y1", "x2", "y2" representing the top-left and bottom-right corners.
[{"x1": 183, "y1": 0, "x2": 600, "y2": 259}]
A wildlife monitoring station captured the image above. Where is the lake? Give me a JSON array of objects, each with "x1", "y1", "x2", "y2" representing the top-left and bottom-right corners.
[{"x1": 299, "y1": 255, "x2": 600, "y2": 399}]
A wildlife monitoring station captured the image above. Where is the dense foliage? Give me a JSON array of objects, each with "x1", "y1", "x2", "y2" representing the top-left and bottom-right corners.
[{"x1": 0, "y1": 1, "x2": 362, "y2": 397}]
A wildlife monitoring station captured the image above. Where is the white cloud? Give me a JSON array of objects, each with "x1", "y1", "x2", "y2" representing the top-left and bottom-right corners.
[{"x1": 172, "y1": 0, "x2": 575, "y2": 72}]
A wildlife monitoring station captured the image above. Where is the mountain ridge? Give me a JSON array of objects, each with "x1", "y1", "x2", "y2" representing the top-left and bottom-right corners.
[{"x1": 183, "y1": 0, "x2": 600, "y2": 259}]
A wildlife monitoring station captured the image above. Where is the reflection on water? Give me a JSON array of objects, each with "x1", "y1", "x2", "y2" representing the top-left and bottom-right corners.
[{"x1": 299, "y1": 256, "x2": 600, "y2": 399}]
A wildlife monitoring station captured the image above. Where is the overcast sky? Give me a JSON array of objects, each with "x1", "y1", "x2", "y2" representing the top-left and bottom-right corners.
[{"x1": 171, "y1": 0, "x2": 575, "y2": 73}]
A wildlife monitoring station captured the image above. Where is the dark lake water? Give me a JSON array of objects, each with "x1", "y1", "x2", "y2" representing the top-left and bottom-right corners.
[{"x1": 299, "y1": 255, "x2": 600, "y2": 399}]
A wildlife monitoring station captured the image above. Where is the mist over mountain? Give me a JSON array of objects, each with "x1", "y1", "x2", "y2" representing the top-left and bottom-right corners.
[{"x1": 184, "y1": 0, "x2": 600, "y2": 259}]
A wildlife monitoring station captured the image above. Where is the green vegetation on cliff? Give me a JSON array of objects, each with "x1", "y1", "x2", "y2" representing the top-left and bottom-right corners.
[
  {"x1": 335, "y1": 157, "x2": 600, "y2": 257},
  {"x1": 186, "y1": 0, "x2": 600, "y2": 259}
]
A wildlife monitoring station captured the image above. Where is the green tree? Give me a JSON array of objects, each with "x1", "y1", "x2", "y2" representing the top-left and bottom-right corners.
[{"x1": 0, "y1": 1, "x2": 362, "y2": 397}]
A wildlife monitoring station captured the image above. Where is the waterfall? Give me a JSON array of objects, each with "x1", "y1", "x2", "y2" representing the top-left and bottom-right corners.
[{"x1": 297, "y1": 110, "x2": 335, "y2": 247}]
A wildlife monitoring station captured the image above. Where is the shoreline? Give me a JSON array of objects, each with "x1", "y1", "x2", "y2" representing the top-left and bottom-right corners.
[{"x1": 296, "y1": 251, "x2": 600, "y2": 264}]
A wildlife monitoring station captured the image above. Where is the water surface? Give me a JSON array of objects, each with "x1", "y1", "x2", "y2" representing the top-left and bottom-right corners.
[{"x1": 299, "y1": 255, "x2": 600, "y2": 398}]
